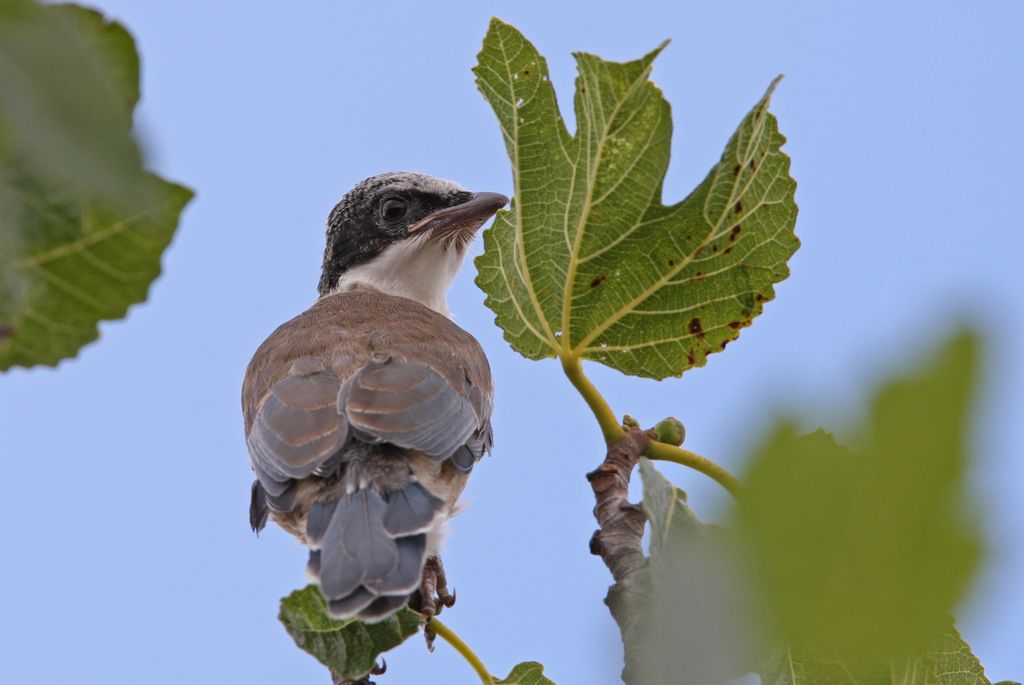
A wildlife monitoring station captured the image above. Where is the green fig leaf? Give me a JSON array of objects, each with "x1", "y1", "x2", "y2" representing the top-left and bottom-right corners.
[
  {"x1": 474, "y1": 18, "x2": 798, "y2": 379},
  {"x1": 278, "y1": 585, "x2": 425, "y2": 682},
  {"x1": 0, "y1": 2, "x2": 192, "y2": 370}
]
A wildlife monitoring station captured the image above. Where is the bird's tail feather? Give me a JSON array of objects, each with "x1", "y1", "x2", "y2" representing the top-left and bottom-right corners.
[{"x1": 306, "y1": 479, "x2": 444, "y2": 622}]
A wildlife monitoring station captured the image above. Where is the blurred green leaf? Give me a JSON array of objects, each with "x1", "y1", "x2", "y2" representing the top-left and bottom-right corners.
[
  {"x1": 639, "y1": 458, "x2": 758, "y2": 685},
  {"x1": 496, "y1": 662, "x2": 556, "y2": 684},
  {"x1": 278, "y1": 585, "x2": 424, "y2": 682},
  {"x1": 473, "y1": 18, "x2": 798, "y2": 379},
  {"x1": 0, "y1": 1, "x2": 144, "y2": 206},
  {"x1": 737, "y1": 331, "x2": 982, "y2": 660},
  {"x1": 761, "y1": 621, "x2": 993, "y2": 685},
  {"x1": 0, "y1": 165, "x2": 191, "y2": 369},
  {"x1": 0, "y1": 2, "x2": 193, "y2": 369}
]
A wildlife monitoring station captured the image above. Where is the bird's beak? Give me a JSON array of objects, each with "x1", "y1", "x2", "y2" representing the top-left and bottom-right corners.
[{"x1": 407, "y1": 192, "x2": 509, "y2": 246}]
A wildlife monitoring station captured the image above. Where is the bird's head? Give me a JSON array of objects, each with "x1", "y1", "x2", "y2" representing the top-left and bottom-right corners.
[{"x1": 318, "y1": 172, "x2": 508, "y2": 316}]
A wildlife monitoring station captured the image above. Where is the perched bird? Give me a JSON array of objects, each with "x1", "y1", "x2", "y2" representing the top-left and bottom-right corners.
[{"x1": 242, "y1": 172, "x2": 506, "y2": 624}]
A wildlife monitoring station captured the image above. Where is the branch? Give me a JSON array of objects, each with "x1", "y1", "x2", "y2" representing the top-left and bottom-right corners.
[
  {"x1": 586, "y1": 424, "x2": 655, "y2": 684},
  {"x1": 566, "y1": 352, "x2": 744, "y2": 682}
]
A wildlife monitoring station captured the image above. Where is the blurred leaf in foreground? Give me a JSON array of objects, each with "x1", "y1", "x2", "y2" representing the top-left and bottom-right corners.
[
  {"x1": 761, "y1": 621, "x2": 993, "y2": 685},
  {"x1": 638, "y1": 458, "x2": 758, "y2": 685},
  {"x1": 473, "y1": 18, "x2": 798, "y2": 379},
  {"x1": 278, "y1": 585, "x2": 424, "y2": 682},
  {"x1": 737, "y1": 331, "x2": 982, "y2": 662},
  {"x1": 0, "y1": 2, "x2": 192, "y2": 370},
  {"x1": 0, "y1": 1, "x2": 143, "y2": 206}
]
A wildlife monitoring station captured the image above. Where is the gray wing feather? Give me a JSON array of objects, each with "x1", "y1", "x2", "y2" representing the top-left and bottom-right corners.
[
  {"x1": 328, "y1": 587, "x2": 376, "y2": 617},
  {"x1": 341, "y1": 359, "x2": 479, "y2": 460},
  {"x1": 307, "y1": 549, "x2": 321, "y2": 578},
  {"x1": 252, "y1": 465, "x2": 297, "y2": 511},
  {"x1": 320, "y1": 490, "x2": 398, "y2": 599},
  {"x1": 364, "y1": 534, "x2": 426, "y2": 595},
  {"x1": 383, "y1": 482, "x2": 444, "y2": 536},
  {"x1": 317, "y1": 490, "x2": 432, "y2": 620},
  {"x1": 340, "y1": 491, "x2": 400, "y2": 583},
  {"x1": 249, "y1": 480, "x2": 271, "y2": 533},
  {"x1": 252, "y1": 465, "x2": 290, "y2": 497},
  {"x1": 247, "y1": 358, "x2": 349, "y2": 484},
  {"x1": 306, "y1": 501, "x2": 335, "y2": 548},
  {"x1": 450, "y1": 446, "x2": 476, "y2": 473},
  {"x1": 358, "y1": 594, "x2": 411, "y2": 622},
  {"x1": 449, "y1": 422, "x2": 493, "y2": 473},
  {"x1": 319, "y1": 544, "x2": 363, "y2": 600}
]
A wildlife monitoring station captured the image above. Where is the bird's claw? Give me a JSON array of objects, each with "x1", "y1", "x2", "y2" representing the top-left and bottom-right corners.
[
  {"x1": 424, "y1": 621, "x2": 437, "y2": 652},
  {"x1": 416, "y1": 556, "x2": 456, "y2": 651}
]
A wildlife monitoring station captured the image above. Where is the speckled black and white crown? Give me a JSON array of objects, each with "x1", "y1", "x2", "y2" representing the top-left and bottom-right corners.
[{"x1": 318, "y1": 172, "x2": 471, "y2": 296}]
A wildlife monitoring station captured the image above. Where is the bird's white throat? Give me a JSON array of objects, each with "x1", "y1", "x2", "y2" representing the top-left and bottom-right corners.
[{"x1": 332, "y1": 233, "x2": 464, "y2": 317}]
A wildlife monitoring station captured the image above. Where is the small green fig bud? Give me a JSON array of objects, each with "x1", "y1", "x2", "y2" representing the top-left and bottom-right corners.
[
  {"x1": 653, "y1": 417, "x2": 686, "y2": 446},
  {"x1": 622, "y1": 414, "x2": 640, "y2": 429}
]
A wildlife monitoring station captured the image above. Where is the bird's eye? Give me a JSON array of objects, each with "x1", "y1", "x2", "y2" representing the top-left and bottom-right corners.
[{"x1": 379, "y1": 197, "x2": 408, "y2": 223}]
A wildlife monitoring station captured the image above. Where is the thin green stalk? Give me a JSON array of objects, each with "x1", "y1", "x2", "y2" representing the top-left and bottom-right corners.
[
  {"x1": 561, "y1": 354, "x2": 625, "y2": 445},
  {"x1": 646, "y1": 440, "x2": 741, "y2": 497},
  {"x1": 430, "y1": 618, "x2": 494, "y2": 685},
  {"x1": 560, "y1": 352, "x2": 740, "y2": 497}
]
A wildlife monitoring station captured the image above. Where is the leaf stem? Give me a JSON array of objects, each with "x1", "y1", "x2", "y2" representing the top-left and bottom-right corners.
[
  {"x1": 560, "y1": 354, "x2": 625, "y2": 445},
  {"x1": 560, "y1": 353, "x2": 741, "y2": 497},
  {"x1": 430, "y1": 618, "x2": 494, "y2": 685},
  {"x1": 646, "y1": 441, "x2": 741, "y2": 497}
]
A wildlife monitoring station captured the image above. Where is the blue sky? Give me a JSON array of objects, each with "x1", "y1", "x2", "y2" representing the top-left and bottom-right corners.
[{"x1": 1, "y1": 1, "x2": 1022, "y2": 683}]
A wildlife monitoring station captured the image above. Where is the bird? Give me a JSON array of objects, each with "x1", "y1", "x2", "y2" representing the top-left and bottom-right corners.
[{"x1": 242, "y1": 172, "x2": 506, "y2": 626}]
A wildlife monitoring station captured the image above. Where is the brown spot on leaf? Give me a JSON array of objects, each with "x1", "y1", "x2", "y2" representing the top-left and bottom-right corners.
[
  {"x1": 589, "y1": 275, "x2": 606, "y2": 289},
  {"x1": 727, "y1": 321, "x2": 743, "y2": 329},
  {"x1": 667, "y1": 259, "x2": 676, "y2": 267},
  {"x1": 754, "y1": 293, "x2": 765, "y2": 302},
  {"x1": 734, "y1": 200, "x2": 743, "y2": 214},
  {"x1": 523, "y1": 68, "x2": 531, "y2": 76},
  {"x1": 729, "y1": 225, "x2": 742, "y2": 241},
  {"x1": 695, "y1": 271, "x2": 704, "y2": 278},
  {"x1": 723, "y1": 247, "x2": 732, "y2": 255},
  {"x1": 687, "y1": 350, "x2": 696, "y2": 364},
  {"x1": 0, "y1": 324, "x2": 12, "y2": 341},
  {"x1": 712, "y1": 245, "x2": 719, "y2": 252},
  {"x1": 749, "y1": 159, "x2": 757, "y2": 172},
  {"x1": 733, "y1": 164, "x2": 741, "y2": 177},
  {"x1": 720, "y1": 339, "x2": 732, "y2": 351},
  {"x1": 688, "y1": 318, "x2": 704, "y2": 337}
]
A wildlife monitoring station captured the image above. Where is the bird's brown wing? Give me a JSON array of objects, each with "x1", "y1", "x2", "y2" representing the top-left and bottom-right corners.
[
  {"x1": 242, "y1": 291, "x2": 493, "y2": 519},
  {"x1": 341, "y1": 358, "x2": 478, "y2": 461},
  {"x1": 246, "y1": 356, "x2": 349, "y2": 510}
]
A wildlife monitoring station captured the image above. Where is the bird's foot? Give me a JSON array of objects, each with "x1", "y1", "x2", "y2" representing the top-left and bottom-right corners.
[{"x1": 415, "y1": 556, "x2": 456, "y2": 651}]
